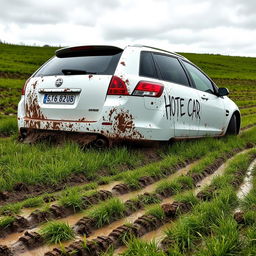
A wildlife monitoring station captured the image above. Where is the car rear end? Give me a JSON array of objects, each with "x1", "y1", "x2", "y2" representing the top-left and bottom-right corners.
[{"x1": 18, "y1": 45, "x2": 172, "y2": 145}]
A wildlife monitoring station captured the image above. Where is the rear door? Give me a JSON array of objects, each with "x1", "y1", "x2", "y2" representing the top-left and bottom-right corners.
[
  {"x1": 182, "y1": 60, "x2": 226, "y2": 136},
  {"x1": 152, "y1": 53, "x2": 200, "y2": 137},
  {"x1": 25, "y1": 46, "x2": 122, "y2": 122}
]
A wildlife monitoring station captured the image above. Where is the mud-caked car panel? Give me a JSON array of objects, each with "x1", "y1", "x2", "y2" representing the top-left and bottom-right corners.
[{"x1": 18, "y1": 45, "x2": 240, "y2": 144}]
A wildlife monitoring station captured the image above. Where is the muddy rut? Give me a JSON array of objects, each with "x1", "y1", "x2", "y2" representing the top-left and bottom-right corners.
[{"x1": 1, "y1": 146, "x2": 254, "y2": 256}]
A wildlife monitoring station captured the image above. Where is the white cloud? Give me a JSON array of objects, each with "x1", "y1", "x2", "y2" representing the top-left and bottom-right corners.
[{"x1": 0, "y1": 0, "x2": 255, "y2": 56}]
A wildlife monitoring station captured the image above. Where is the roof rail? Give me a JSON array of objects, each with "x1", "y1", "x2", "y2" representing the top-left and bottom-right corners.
[{"x1": 129, "y1": 44, "x2": 186, "y2": 59}]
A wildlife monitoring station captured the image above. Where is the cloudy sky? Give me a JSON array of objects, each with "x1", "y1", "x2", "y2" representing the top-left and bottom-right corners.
[{"x1": 0, "y1": 0, "x2": 256, "y2": 56}]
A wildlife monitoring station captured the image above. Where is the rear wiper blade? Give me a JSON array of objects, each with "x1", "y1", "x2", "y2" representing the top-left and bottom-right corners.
[{"x1": 62, "y1": 69, "x2": 97, "y2": 75}]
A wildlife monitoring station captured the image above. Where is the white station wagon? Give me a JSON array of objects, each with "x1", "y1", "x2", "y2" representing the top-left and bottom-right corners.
[{"x1": 18, "y1": 45, "x2": 240, "y2": 147}]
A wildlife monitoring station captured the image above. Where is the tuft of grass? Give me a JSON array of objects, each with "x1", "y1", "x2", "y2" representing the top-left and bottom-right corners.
[
  {"x1": 122, "y1": 238, "x2": 166, "y2": 256},
  {"x1": 59, "y1": 187, "x2": 85, "y2": 212},
  {"x1": 176, "y1": 176, "x2": 194, "y2": 189},
  {"x1": 146, "y1": 204, "x2": 165, "y2": 221},
  {"x1": 39, "y1": 221, "x2": 75, "y2": 244},
  {"x1": 81, "y1": 182, "x2": 98, "y2": 191},
  {"x1": 174, "y1": 191, "x2": 199, "y2": 207},
  {"x1": 244, "y1": 211, "x2": 256, "y2": 226},
  {"x1": 155, "y1": 180, "x2": 182, "y2": 195},
  {"x1": 0, "y1": 216, "x2": 15, "y2": 229},
  {"x1": 241, "y1": 191, "x2": 256, "y2": 211},
  {"x1": 123, "y1": 172, "x2": 142, "y2": 189},
  {"x1": 138, "y1": 193, "x2": 161, "y2": 205},
  {"x1": 87, "y1": 198, "x2": 126, "y2": 228},
  {"x1": 0, "y1": 202, "x2": 22, "y2": 215},
  {"x1": 22, "y1": 196, "x2": 44, "y2": 208}
]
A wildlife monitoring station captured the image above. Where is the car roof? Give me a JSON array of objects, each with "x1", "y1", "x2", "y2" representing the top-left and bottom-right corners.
[{"x1": 127, "y1": 44, "x2": 189, "y2": 61}]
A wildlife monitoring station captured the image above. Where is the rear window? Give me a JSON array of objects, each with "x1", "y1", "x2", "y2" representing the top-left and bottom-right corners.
[{"x1": 34, "y1": 52, "x2": 122, "y2": 77}]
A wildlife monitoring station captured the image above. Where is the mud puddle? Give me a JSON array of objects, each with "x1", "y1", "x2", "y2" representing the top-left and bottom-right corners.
[
  {"x1": 237, "y1": 158, "x2": 256, "y2": 200},
  {"x1": 99, "y1": 181, "x2": 121, "y2": 191},
  {"x1": 0, "y1": 231, "x2": 25, "y2": 246},
  {"x1": 20, "y1": 239, "x2": 74, "y2": 256},
  {"x1": 20, "y1": 207, "x2": 39, "y2": 218},
  {"x1": 194, "y1": 149, "x2": 251, "y2": 195},
  {"x1": 0, "y1": 211, "x2": 85, "y2": 248},
  {"x1": 118, "y1": 161, "x2": 199, "y2": 202},
  {"x1": 141, "y1": 221, "x2": 173, "y2": 244}
]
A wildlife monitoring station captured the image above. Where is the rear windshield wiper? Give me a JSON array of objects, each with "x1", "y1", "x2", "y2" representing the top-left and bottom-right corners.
[{"x1": 62, "y1": 69, "x2": 97, "y2": 75}]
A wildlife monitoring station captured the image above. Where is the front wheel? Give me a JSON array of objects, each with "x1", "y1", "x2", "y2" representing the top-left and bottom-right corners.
[{"x1": 226, "y1": 114, "x2": 238, "y2": 135}]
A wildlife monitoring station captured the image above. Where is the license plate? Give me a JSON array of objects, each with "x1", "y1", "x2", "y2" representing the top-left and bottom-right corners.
[{"x1": 43, "y1": 94, "x2": 76, "y2": 104}]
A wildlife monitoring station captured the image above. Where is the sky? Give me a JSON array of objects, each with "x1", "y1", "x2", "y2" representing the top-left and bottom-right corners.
[{"x1": 0, "y1": 0, "x2": 256, "y2": 56}]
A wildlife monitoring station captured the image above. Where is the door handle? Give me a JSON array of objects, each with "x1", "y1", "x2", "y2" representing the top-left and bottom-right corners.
[{"x1": 201, "y1": 96, "x2": 208, "y2": 101}]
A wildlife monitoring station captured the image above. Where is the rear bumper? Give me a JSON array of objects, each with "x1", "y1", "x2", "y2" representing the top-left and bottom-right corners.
[
  {"x1": 18, "y1": 117, "x2": 170, "y2": 141},
  {"x1": 18, "y1": 96, "x2": 173, "y2": 141}
]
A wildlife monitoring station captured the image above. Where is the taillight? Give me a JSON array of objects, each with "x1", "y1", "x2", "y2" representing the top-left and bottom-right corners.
[
  {"x1": 132, "y1": 81, "x2": 164, "y2": 97},
  {"x1": 107, "y1": 76, "x2": 129, "y2": 95},
  {"x1": 21, "y1": 78, "x2": 30, "y2": 95}
]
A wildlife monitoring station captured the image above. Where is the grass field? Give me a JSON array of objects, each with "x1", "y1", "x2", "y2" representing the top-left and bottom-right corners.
[{"x1": 0, "y1": 43, "x2": 255, "y2": 256}]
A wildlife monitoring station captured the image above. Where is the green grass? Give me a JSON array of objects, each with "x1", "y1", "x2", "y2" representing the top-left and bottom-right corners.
[
  {"x1": 0, "y1": 140, "x2": 143, "y2": 191},
  {"x1": 155, "y1": 179, "x2": 182, "y2": 195},
  {"x1": 180, "y1": 52, "x2": 256, "y2": 80},
  {"x1": 145, "y1": 204, "x2": 165, "y2": 220},
  {"x1": 0, "y1": 216, "x2": 15, "y2": 229},
  {"x1": 59, "y1": 187, "x2": 85, "y2": 212},
  {"x1": 87, "y1": 198, "x2": 126, "y2": 228},
  {"x1": 39, "y1": 221, "x2": 75, "y2": 244},
  {"x1": 241, "y1": 113, "x2": 256, "y2": 128},
  {"x1": 0, "y1": 43, "x2": 58, "y2": 75},
  {"x1": 173, "y1": 191, "x2": 199, "y2": 207},
  {"x1": 138, "y1": 193, "x2": 161, "y2": 205},
  {"x1": 22, "y1": 196, "x2": 44, "y2": 208},
  {"x1": 122, "y1": 238, "x2": 165, "y2": 256},
  {"x1": 0, "y1": 202, "x2": 22, "y2": 215},
  {"x1": 0, "y1": 117, "x2": 17, "y2": 136},
  {"x1": 196, "y1": 216, "x2": 240, "y2": 256},
  {"x1": 163, "y1": 149, "x2": 255, "y2": 255},
  {"x1": 165, "y1": 187, "x2": 237, "y2": 254}
]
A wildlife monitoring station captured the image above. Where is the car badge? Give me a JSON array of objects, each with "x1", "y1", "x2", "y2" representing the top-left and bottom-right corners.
[{"x1": 55, "y1": 78, "x2": 63, "y2": 87}]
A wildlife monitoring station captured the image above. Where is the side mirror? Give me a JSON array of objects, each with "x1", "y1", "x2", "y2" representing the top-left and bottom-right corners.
[{"x1": 218, "y1": 87, "x2": 229, "y2": 97}]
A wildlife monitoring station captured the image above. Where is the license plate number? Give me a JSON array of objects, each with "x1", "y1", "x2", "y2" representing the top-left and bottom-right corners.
[{"x1": 43, "y1": 94, "x2": 76, "y2": 104}]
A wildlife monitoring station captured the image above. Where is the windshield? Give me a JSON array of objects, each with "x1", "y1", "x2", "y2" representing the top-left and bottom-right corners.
[{"x1": 34, "y1": 52, "x2": 122, "y2": 77}]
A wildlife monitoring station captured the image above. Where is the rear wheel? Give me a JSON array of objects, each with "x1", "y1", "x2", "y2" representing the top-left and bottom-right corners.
[{"x1": 226, "y1": 114, "x2": 237, "y2": 135}]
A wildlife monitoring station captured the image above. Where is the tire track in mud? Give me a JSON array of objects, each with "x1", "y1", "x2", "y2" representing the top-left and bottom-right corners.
[
  {"x1": 158, "y1": 151, "x2": 256, "y2": 255},
  {"x1": 233, "y1": 158, "x2": 256, "y2": 225},
  {"x1": 0, "y1": 143, "x2": 255, "y2": 255},
  {"x1": 5, "y1": 147, "x2": 252, "y2": 256},
  {"x1": 44, "y1": 150, "x2": 253, "y2": 256},
  {"x1": 0, "y1": 159, "x2": 198, "y2": 240},
  {"x1": 137, "y1": 150, "x2": 256, "y2": 248}
]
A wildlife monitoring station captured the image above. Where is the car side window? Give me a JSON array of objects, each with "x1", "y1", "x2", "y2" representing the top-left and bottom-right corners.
[
  {"x1": 153, "y1": 53, "x2": 189, "y2": 86},
  {"x1": 139, "y1": 51, "x2": 158, "y2": 79},
  {"x1": 182, "y1": 61, "x2": 215, "y2": 94}
]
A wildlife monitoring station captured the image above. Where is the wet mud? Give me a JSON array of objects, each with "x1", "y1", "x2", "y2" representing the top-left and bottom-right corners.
[{"x1": 1, "y1": 147, "x2": 255, "y2": 256}]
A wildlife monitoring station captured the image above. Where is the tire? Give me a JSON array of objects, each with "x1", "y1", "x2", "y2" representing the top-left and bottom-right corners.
[{"x1": 226, "y1": 114, "x2": 237, "y2": 135}]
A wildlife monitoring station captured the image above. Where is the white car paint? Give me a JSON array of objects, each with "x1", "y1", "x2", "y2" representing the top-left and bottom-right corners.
[{"x1": 17, "y1": 45, "x2": 240, "y2": 143}]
